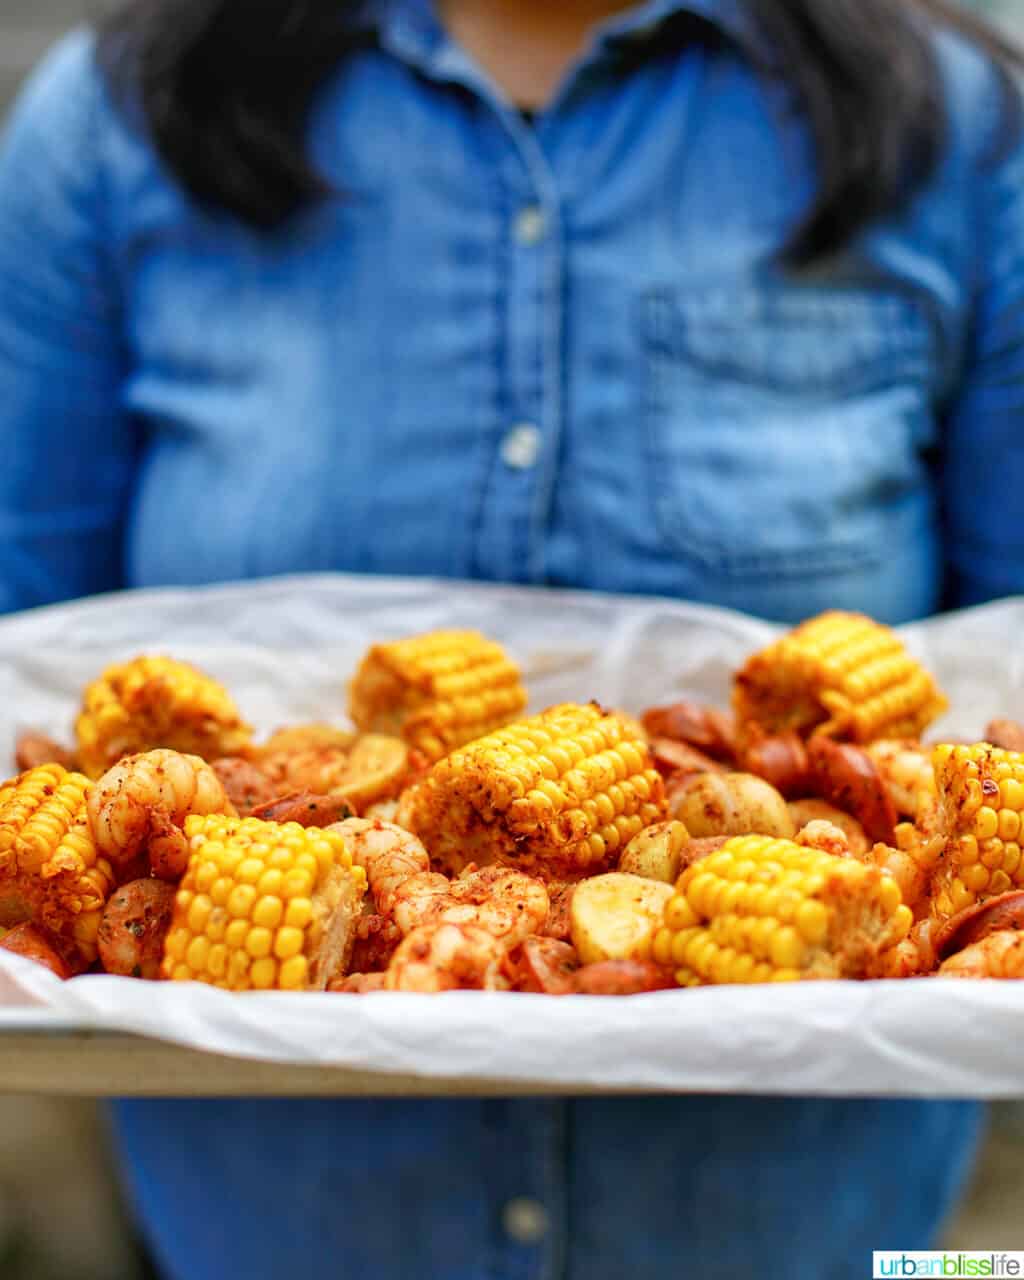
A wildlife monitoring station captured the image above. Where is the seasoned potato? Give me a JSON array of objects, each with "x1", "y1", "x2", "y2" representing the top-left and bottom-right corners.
[
  {"x1": 618, "y1": 820, "x2": 691, "y2": 884},
  {"x1": 669, "y1": 771, "x2": 794, "y2": 839},
  {"x1": 570, "y1": 873, "x2": 673, "y2": 966}
]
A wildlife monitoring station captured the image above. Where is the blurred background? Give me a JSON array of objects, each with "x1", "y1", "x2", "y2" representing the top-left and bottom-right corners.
[{"x1": 2, "y1": 1, "x2": 1024, "y2": 1277}]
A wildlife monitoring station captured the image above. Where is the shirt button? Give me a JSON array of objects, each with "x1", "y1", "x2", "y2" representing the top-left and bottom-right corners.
[
  {"x1": 502, "y1": 1197, "x2": 549, "y2": 1245},
  {"x1": 501, "y1": 423, "x2": 541, "y2": 470},
  {"x1": 514, "y1": 205, "x2": 547, "y2": 246}
]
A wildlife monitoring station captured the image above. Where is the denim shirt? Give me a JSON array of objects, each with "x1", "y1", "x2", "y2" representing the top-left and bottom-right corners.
[
  {"x1": 2, "y1": 1, "x2": 1024, "y2": 624},
  {"x1": 1, "y1": 2, "x2": 1018, "y2": 1277}
]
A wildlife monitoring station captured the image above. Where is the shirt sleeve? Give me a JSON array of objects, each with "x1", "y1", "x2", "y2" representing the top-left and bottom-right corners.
[
  {"x1": 942, "y1": 116, "x2": 1024, "y2": 608},
  {"x1": 0, "y1": 29, "x2": 136, "y2": 614}
]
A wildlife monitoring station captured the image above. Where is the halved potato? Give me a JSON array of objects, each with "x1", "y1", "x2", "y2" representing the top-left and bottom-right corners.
[
  {"x1": 669, "y1": 772, "x2": 794, "y2": 839},
  {"x1": 618, "y1": 820, "x2": 691, "y2": 884},
  {"x1": 570, "y1": 873, "x2": 673, "y2": 966}
]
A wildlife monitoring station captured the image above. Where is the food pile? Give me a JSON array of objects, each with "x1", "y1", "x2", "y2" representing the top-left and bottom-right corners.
[{"x1": 2, "y1": 612, "x2": 1024, "y2": 995}]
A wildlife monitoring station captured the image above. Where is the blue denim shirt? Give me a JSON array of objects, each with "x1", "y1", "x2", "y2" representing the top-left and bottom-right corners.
[{"x1": 2, "y1": 1, "x2": 1019, "y2": 1276}]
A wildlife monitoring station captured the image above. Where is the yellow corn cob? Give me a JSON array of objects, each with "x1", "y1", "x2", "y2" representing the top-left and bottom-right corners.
[
  {"x1": 929, "y1": 743, "x2": 1024, "y2": 920},
  {"x1": 733, "y1": 611, "x2": 947, "y2": 744},
  {"x1": 400, "y1": 702, "x2": 666, "y2": 876},
  {"x1": 649, "y1": 833, "x2": 912, "y2": 985},
  {"x1": 0, "y1": 764, "x2": 114, "y2": 961},
  {"x1": 76, "y1": 655, "x2": 253, "y2": 778},
  {"x1": 348, "y1": 630, "x2": 527, "y2": 762},
  {"x1": 162, "y1": 815, "x2": 367, "y2": 990}
]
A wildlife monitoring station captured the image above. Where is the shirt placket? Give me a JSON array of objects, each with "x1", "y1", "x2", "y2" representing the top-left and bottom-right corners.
[
  {"x1": 479, "y1": 1099, "x2": 568, "y2": 1280},
  {"x1": 472, "y1": 113, "x2": 564, "y2": 587}
]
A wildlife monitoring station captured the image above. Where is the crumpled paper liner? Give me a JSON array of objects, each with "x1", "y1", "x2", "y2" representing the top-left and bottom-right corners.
[{"x1": 0, "y1": 574, "x2": 1020, "y2": 1096}]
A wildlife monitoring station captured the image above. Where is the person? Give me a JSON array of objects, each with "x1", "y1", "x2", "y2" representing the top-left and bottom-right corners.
[{"x1": 0, "y1": 1, "x2": 1021, "y2": 1276}]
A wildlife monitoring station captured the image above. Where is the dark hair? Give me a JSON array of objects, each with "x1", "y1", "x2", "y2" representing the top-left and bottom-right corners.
[{"x1": 97, "y1": 0, "x2": 1023, "y2": 263}]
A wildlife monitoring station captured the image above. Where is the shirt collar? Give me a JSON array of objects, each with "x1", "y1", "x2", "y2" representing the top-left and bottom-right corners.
[{"x1": 370, "y1": 0, "x2": 764, "y2": 69}]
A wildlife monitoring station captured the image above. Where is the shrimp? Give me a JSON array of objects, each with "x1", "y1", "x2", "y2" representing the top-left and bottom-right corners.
[
  {"x1": 868, "y1": 829, "x2": 945, "y2": 919},
  {"x1": 330, "y1": 818, "x2": 433, "y2": 918},
  {"x1": 795, "y1": 819, "x2": 852, "y2": 860},
  {"x1": 385, "y1": 922, "x2": 508, "y2": 991},
  {"x1": 329, "y1": 971, "x2": 388, "y2": 993},
  {"x1": 787, "y1": 800, "x2": 869, "y2": 855},
  {"x1": 96, "y1": 879, "x2": 176, "y2": 978},
  {"x1": 87, "y1": 749, "x2": 234, "y2": 882},
  {"x1": 938, "y1": 929, "x2": 1024, "y2": 978},
  {"x1": 870, "y1": 918, "x2": 940, "y2": 978},
  {"x1": 348, "y1": 911, "x2": 403, "y2": 973},
  {"x1": 443, "y1": 866, "x2": 550, "y2": 947},
  {"x1": 865, "y1": 739, "x2": 940, "y2": 833}
]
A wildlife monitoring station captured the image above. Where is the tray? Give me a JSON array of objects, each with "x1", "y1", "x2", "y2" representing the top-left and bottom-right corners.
[{"x1": 0, "y1": 573, "x2": 1021, "y2": 1098}]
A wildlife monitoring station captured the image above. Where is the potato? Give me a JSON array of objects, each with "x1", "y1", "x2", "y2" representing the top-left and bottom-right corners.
[
  {"x1": 570, "y1": 873, "x2": 673, "y2": 966},
  {"x1": 669, "y1": 771, "x2": 794, "y2": 839},
  {"x1": 618, "y1": 820, "x2": 691, "y2": 884}
]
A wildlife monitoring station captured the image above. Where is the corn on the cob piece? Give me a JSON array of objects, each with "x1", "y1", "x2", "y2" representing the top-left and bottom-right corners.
[
  {"x1": 76, "y1": 655, "x2": 252, "y2": 779},
  {"x1": 400, "y1": 702, "x2": 666, "y2": 876},
  {"x1": 649, "y1": 833, "x2": 912, "y2": 985},
  {"x1": 162, "y1": 815, "x2": 366, "y2": 990},
  {"x1": 929, "y1": 743, "x2": 1024, "y2": 920},
  {"x1": 0, "y1": 765, "x2": 114, "y2": 961},
  {"x1": 733, "y1": 611, "x2": 947, "y2": 745},
  {"x1": 348, "y1": 630, "x2": 527, "y2": 762}
]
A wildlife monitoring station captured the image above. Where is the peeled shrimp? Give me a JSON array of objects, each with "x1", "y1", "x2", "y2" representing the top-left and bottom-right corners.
[
  {"x1": 870, "y1": 918, "x2": 940, "y2": 978},
  {"x1": 938, "y1": 929, "x2": 1024, "y2": 978},
  {"x1": 330, "y1": 818, "x2": 434, "y2": 919},
  {"x1": 868, "y1": 828, "x2": 945, "y2": 919},
  {"x1": 441, "y1": 866, "x2": 550, "y2": 946},
  {"x1": 385, "y1": 922, "x2": 507, "y2": 991},
  {"x1": 787, "y1": 800, "x2": 869, "y2": 855},
  {"x1": 88, "y1": 749, "x2": 234, "y2": 881},
  {"x1": 865, "y1": 739, "x2": 939, "y2": 833},
  {"x1": 795, "y1": 819, "x2": 852, "y2": 860},
  {"x1": 329, "y1": 971, "x2": 388, "y2": 993}
]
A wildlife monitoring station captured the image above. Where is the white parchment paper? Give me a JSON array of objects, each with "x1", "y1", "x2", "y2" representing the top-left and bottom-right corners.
[{"x1": 0, "y1": 573, "x2": 1022, "y2": 1097}]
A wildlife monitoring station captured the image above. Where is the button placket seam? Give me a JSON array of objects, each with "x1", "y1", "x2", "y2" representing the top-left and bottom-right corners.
[{"x1": 502, "y1": 125, "x2": 564, "y2": 587}]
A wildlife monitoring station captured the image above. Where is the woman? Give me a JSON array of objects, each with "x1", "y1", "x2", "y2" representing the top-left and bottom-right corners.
[{"x1": 1, "y1": 1, "x2": 1021, "y2": 1276}]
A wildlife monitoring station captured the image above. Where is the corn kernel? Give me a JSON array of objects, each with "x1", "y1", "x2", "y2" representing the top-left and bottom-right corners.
[
  {"x1": 284, "y1": 899, "x2": 314, "y2": 930},
  {"x1": 227, "y1": 884, "x2": 257, "y2": 919},
  {"x1": 278, "y1": 955, "x2": 309, "y2": 989},
  {"x1": 769, "y1": 927, "x2": 806, "y2": 971},
  {"x1": 273, "y1": 927, "x2": 305, "y2": 960},
  {"x1": 249, "y1": 956, "x2": 277, "y2": 990}
]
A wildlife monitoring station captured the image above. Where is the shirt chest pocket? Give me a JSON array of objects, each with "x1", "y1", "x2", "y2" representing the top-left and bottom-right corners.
[{"x1": 640, "y1": 286, "x2": 937, "y2": 581}]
